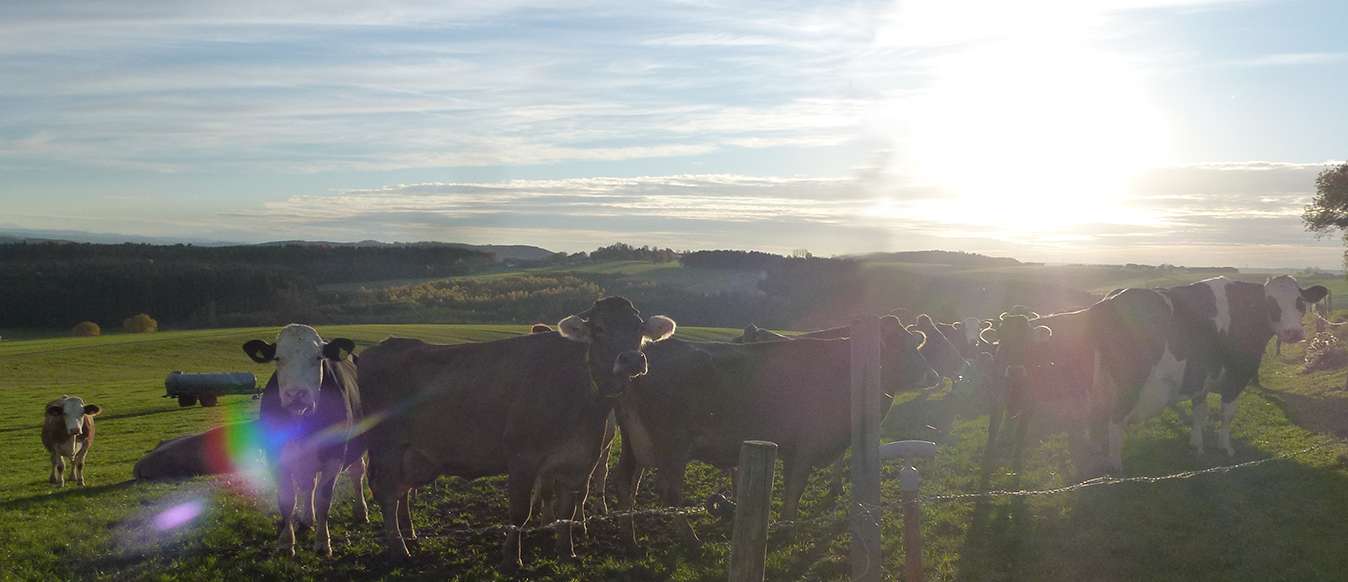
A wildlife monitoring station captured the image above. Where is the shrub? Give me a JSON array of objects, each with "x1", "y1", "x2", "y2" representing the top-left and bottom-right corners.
[
  {"x1": 72, "y1": 321, "x2": 101, "y2": 337},
  {"x1": 122, "y1": 313, "x2": 159, "y2": 333}
]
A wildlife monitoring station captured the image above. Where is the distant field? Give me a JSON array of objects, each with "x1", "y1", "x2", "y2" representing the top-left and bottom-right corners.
[
  {"x1": 319, "y1": 260, "x2": 763, "y2": 295},
  {"x1": 4, "y1": 321, "x2": 1348, "y2": 580}
]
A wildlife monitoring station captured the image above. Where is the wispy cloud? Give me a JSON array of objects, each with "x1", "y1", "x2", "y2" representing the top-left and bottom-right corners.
[{"x1": 1225, "y1": 52, "x2": 1348, "y2": 67}]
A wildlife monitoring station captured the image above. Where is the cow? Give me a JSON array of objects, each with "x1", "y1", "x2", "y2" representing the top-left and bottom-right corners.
[
  {"x1": 134, "y1": 422, "x2": 259, "y2": 481},
  {"x1": 527, "y1": 322, "x2": 617, "y2": 520},
  {"x1": 731, "y1": 316, "x2": 963, "y2": 496},
  {"x1": 42, "y1": 395, "x2": 101, "y2": 487},
  {"x1": 984, "y1": 275, "x2": 1327, "y2": 475},
  {"x1": 612, "y1": 315, "x2": 937, "y2": 541},
  {"x1": 735, "y1": 315, "x2": 966, "y2": 384},
  {"x1": 242, "y1": 324, "x2": 367, "y2": 557},
  {"x1": 358, "y1": 297, "x2": 676, "y2": 568}
]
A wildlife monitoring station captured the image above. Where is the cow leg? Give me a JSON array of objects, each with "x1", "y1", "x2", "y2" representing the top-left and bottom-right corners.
[
  {"x1": 1067, "y1": 426, "x2": 1095, "y2": 480},
  {"x1": 780, "y1": 457, "x2": 812, "y2": 523},
  {"x1": 348, "y1": 456, "x2": 370, "y2": 523},
  {"x1": 553, "y1": 481, "x2": 580, "y2": 561},
  {"x1": 296, "y1": 471, "x2": 317, "y2": 534},
  {"x1": 73, "y1": 444, "x2": 89, "y2": 486},
  {"x1": 1218, "y1": 398, "x2": 1238, "y2": 457},
  {"x1": 374, "y1": 485, "x2": 409, "y2": 559},
  {"x1": 827, "y1": 457, "x2": 845, "y2": 498},
  {"x1": 1106, "y1": 421, "x2": 1125, "y2": 474},
  {"x1": 613, "y1": 436, "x2": 643, "y2": 546},
  {"x1": 49, "y1": 452, "x2": 64, "y2": 486},
  {"x1": 312, "y1": 458, "x2": 342, "y2": 557},
  {"x1": 589, "y1": 415, "x2": 615, "y2": 516},
  {"x1": 398, "y1": 489, "x2": 417, "y2": 541},
  {"x1": 1189, "y1": 395, "x2": 1208, "y2": 455},
  {"x1": 275, "y1": 467, "x2": 297, "y2": 556},
  {"x1": 502, "y1": 471, "x2": 533, "y2": 571},
  {"x1": 657, "y1": 463, "x2": 698, "y2": 544}
]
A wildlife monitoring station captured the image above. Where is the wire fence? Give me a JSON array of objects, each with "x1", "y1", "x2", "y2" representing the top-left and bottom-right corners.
[{"x1": 394, "y1": 439, "x2": 1334, "y2": 542}]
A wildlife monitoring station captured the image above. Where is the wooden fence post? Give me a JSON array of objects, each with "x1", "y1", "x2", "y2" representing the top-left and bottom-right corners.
[
  {"x1": 850, "y1": 315, "x2": 883, "y2": 582},
  {"x1": 728, "y1": 440, "x2": 777, "y2": 582}
]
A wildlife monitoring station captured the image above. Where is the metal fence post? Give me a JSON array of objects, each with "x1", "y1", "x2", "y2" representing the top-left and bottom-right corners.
[
  {"x1": 728, "y1": 440, "x2": 777, "y2": 582},
  {"x1": 850, "y1": 315, "x2": 882, "y2": 582}
]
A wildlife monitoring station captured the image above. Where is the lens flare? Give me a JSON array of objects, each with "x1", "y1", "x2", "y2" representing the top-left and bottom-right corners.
[{"x1": 152, "y1": 500, "x2": 203, "y2": 531}]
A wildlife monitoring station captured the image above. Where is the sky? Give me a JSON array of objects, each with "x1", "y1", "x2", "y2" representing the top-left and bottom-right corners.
[{"x1": 2, "y1": 0, "x2": 1347, "y2": 268}]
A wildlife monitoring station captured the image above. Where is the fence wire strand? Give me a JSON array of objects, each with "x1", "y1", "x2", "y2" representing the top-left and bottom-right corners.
[{"x1": 379, "y1": 441, "x2": 1334, "y2": 542}]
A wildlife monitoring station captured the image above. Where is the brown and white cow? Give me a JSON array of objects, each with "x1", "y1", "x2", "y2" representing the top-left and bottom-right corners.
[
  {"x1": 358, "y1": 296, "x2": 676, "y2": 568},
  {"x1": 243, "y1": 324, "x2": 367, "y2": 557},
  {"x1": 985, "y1": 275, "x2": 1327, "y2": 475},
  {"x1": 42, "y1": 395, "x2": 101, "y2": 487}
]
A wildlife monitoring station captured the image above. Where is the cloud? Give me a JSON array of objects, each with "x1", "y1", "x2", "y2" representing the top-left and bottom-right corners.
[{"x1": 1224, "y1": 52, "x2": 1348, "y2": 67}]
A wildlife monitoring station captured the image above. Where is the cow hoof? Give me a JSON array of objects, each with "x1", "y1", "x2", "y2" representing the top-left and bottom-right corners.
[
  {"x1": 277, "y1": 546, "x2": 296, "y2": 557},
  {"x1": 385, "y1": 545, "x2": 411, "y2": 561},
  {"x1": 315, "y1": 543, "x2": 333, "y2": 558},
  {"x1": 499, "y1": 557, "x2": 523, "y2": 573}
]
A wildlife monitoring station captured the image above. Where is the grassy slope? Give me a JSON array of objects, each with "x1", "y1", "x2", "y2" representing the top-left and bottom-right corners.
[
  {"x1": 2, "y1": 324, "x2": 1348, "y2": 580},
  {"x1": 319, "y1": 260, "x2": 763, "y2": 295}
]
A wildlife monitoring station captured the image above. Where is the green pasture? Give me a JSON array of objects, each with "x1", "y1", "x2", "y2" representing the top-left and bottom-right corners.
[{"x1": 2, "y1": 323, "x2": 1347, "y2": 580}]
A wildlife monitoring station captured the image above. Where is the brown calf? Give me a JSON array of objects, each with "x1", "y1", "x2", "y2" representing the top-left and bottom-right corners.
[{"x1": 42, "y1": 395, "x2": 101, "y2": 487}]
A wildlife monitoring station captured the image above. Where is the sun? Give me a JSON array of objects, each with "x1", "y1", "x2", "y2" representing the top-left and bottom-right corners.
[{"x1": 906, "y1": 37, "x2": 1170, "y2": 231}]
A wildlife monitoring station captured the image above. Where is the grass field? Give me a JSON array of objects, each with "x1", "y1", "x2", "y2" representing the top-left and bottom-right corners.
[
  {"x1": 3, "y1": 322, "x2": 1348, "y2": 580},
  {"x1": 319, "y1": 260, "x2": 763, "y2": 296}
]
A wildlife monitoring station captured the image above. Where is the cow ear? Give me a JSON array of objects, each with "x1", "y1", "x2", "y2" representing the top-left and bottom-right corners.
[
  {"x1": 1032, "y1": 325, "x2": 1054, "y2": 344},
  {"x1": 243, "y1": 340, "x2": 276, "y2": 363},
  {"x1": 323, "y1": 338, "x2": 355, "y2": 360},
  {"x1": 643, "y1": 315, "x2": 677, "y2": 342},
  {"x1": 83, "y1": 404, "x2": 101, "y2": 416},
  {"x1": 1302, "y1": 285, "x2": 1330, "y2": 304},
  {"x1": 558, "y1": 315, "x2": 591, "y2": 343},
  {"x1": 47, "y1": 405, "x2": 62, "y2": 417}
]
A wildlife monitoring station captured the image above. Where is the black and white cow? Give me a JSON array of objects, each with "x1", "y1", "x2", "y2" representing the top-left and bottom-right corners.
[
  {"x1": 986, "y1": 275, "x2": 1327, "y2": 475},
  {"x1": 243, "y1": 324, "x2": 367, "y2": 557}
]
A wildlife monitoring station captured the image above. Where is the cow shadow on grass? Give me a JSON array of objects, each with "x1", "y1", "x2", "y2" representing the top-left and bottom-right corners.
[
  {"x1": 0, "y1": 479, "x2": 138, "y2": 511},
  {"x1": 953, "y1": 434, "x2": 1348, "y2": 582}
]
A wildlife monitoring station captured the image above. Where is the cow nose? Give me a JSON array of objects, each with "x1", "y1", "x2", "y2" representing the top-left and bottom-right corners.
[{"x1": 614, "y1": 351, "x2": 648, "y2": 377}]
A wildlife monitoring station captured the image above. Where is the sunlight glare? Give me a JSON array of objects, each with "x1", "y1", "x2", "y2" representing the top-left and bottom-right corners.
[{"x1": 906, "y1": 24, "x2": 1170, "y2": 231}]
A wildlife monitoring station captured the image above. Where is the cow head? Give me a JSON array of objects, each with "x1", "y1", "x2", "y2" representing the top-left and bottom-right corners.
[
  {"x1": 1264, "y1": 275, "x2": 1329, "y2": 344},
  {"x1": 880, "y1": 315, "x2": 941, "y2": 390},
  {"x1": 557, "y1": 296, "x2": 677, "y2": 398},
  {"x1": 243, "y1": 324, "x2": 355, "y2": 416},
  {"x1": 909, "y1": 314, "x2": 966, "y2": 383},
  {"x1": 46, "y1": 395, "x2": 100, "y2": 437},
  {"x1": 981, "y1": 314, "x2": 1054, "y2": 412}
]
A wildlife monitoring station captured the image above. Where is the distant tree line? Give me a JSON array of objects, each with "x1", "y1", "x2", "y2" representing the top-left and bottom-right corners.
[
  {"x1": 679, "y1": 250, "x2": 785, "y2": 271},
  {"x1": 0, "y1": 243, "x2": 493, "y2": 328},
  {"x1": 587, "y1": 243, "x2": 681, "y2": 263}
]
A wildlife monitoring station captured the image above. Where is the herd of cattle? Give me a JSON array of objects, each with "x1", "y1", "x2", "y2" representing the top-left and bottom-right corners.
[{"x1": 39, "y1": 275, "x2": 1330, "y2": 569}]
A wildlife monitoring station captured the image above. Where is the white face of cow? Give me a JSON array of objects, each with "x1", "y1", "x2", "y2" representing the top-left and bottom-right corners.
[
  {"x1": 46, "y1": 395, "x2": 99, "y2": 436},
  {"x1": 273, "y1": 325, "x2": 325, "y2": 415},
  {"x1": 1265, "y1": 275, "x2": 1329, "y2": 343}
]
